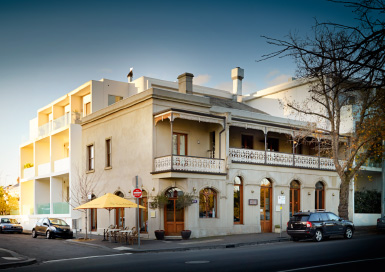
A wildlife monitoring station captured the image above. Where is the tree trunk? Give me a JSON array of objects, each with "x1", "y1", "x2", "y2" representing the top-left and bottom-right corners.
[{"x1": 338, "y1": 177, "x2": 350, "y2": 219}]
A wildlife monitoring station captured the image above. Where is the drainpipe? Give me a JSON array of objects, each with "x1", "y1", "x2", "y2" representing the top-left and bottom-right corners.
[{"x1": 219, "y1": 127, "x2": 225, "y2": 159}]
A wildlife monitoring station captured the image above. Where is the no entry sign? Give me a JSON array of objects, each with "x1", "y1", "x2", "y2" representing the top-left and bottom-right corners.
[{"x1": 133, "y1": 188, "x2": 142, "y2": 198}]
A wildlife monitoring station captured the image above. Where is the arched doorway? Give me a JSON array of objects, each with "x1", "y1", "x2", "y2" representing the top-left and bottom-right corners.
[
  {"x1": 164, "y1": 187, "x2": 184, "y2": 236},
  {"x1": 234, "y1": 176, "x2": 243, "y2": 224},
  {"x1": 315, "y1": 182, "x2": 325, "y2": 210},
  {"x1": 115, "y1": 191, "x2": 125, "y2": 228},
  {"x1": 139, "y1": 190, "x2": 148, "y2": 233},
  {"x1": 290, "y1": 181, "x2": 300, "y2": 217},
  {"x1": 260, "y1": 178, "x2": 272, "y2": 232}
]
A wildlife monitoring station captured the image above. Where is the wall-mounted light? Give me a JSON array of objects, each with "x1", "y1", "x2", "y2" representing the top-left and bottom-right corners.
[
  {"x1": 251, "y1": 190, "x2": 254, "y2": 193},
  {"x1": 308, "y1": 192, "x2": 311, "y2": 195},
  {"x1": 152, "y1": 187, "x2": 155, "y2": 191},
  {"x1": 128, "y1": 190, "x2": 131, "y2": 194},
  {"x1": 281, "y1": 191, "x2": 284, "y2": 195},
  {"x1": 193, "y1": 187, "x2": 196, "y2": 192},
  {"x1": 197, "y1": 140, "x2": 200, "y2": 144},
  {"x1": 332, "y1": 193, "x2": 335, "y2": 196}
]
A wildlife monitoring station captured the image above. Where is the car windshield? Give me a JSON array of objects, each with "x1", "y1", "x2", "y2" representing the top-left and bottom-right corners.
[
  {"x1": 1, "y1": 219, "x2": 11, "y2": 223},
  {"x1": 49, "y1": 218, "x2": 68, "y2": 226}
]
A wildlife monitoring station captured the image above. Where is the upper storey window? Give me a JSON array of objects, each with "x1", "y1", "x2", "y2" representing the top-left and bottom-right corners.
[{"x1": 108, "y1": 95, "x2": 123, "y2": 106}]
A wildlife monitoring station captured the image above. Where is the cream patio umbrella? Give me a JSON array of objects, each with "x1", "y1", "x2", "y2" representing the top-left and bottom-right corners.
[{"x1": 74, "y1": 193, "x2": 146, "y2": 228}]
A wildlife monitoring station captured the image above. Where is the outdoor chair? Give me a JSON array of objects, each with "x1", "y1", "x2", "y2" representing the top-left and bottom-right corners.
[{"x1": 129, "y1": 227, "x2": 138, "y2": 245}]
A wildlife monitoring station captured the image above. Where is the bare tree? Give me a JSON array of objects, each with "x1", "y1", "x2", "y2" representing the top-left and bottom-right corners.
[
  {"x1": 66, "y1": 167, "x2": 102, "y2": 239},
  {"x1": 260, "y1": 0, "x2": 385, "y2": 219}
]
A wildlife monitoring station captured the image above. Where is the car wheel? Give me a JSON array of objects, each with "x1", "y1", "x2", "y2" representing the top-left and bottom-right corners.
[
  {"x1": 313, "y1": 229, "x2": 323, "y2": 242},
  {"x1": 32, "y1": 229, "x2": 37, "y2": 238},
  {"x1": 46, "y1": 230, "x2": 51, "y2": 239},
  {"x1": 344, "y1": 227, "x2": 353, "y2": 239}
]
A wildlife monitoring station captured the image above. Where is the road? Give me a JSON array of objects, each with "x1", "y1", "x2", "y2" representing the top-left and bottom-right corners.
[{"x1": 2, "y1": 232, "x2": 385, "y2": 271}]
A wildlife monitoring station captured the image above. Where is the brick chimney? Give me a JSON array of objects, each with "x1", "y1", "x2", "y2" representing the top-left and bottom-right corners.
[
  {"x1": 177, "y1": 73, "x2": 194, "y2": 94},
  {"x1": 231, "y1": 67, "x2": 244, "y2": 102}
]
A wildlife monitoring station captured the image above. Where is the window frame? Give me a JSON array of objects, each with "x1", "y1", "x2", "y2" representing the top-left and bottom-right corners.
[
  {"x1": 173, "y1": 132, "x2": 188, "y2": 156},
  {"x1": 234, "y1": 177, "x2": 243, "y2": 224},
  {"x1": 87, "y1": 144, "x2": 95, "y2": 172},
  {"x1": 199, "y1": 188, "x2": 218, "y2": 219},
  {"x1": 105, "y1": 137, "x2": 112, "y2": 169}
]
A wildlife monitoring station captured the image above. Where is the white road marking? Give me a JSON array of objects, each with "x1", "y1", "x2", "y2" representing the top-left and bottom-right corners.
[
  {"x1": 2, "y1": 257, "x2": 22, "y2": 260},
  {"x1": 42, "y1": 253, "x2": 132, "y2": 264},
  {"x1": 114, "y1": 246, "x2": 133, "y2": 250},
  {"x1": 277, "y1": 256, "x2": 385, "y2": 272}
]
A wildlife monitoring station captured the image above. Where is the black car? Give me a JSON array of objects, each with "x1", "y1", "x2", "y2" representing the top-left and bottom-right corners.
[
  {"x1": 32, "y1": 217, "x2": 73, "y2": 239},
  {"x1": 0, "y1": 218, "x2": 23, "y2": 234},
  {"x1": 287, "y1": 211, "x2": 354, "y2": 242}
]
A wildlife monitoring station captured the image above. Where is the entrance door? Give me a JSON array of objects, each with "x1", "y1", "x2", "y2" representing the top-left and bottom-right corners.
[
  {"x1": 260, "y1": 179, "x2": 272, "y2": 232},
  {"x1": 164, "y1": 188, "x2": 184, "y2": 236},
  {"x1": 165, "y1": 198, "x2": 184, "y2": 235}
]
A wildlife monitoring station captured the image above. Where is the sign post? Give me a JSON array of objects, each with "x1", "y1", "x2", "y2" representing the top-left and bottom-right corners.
[
  {"x1": 278, "y1": 196, "x2": 286, "y2": 238},
  {"x1": 134, "y1": 176, "x2": 142, "y2": 248}
]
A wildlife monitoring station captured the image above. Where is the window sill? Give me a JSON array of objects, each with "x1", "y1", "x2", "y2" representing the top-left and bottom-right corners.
[
  {"x1": 86, "y1": 170, "x2": 95, "y2": 174},
  {"x1": 105, "y1": 166, "x2": 112, "y2": 170}
]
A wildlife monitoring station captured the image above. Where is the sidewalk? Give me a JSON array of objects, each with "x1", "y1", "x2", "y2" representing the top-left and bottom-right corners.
[{"x1": 0, "y1": 226, "x2": 377, "y2": 269}]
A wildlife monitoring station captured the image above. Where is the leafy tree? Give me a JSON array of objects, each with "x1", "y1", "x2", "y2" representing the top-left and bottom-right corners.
[
  {"x1": 261, "y1": 0, "x2": 385, "y2": 219},
  {"x1": 0, "y1": 187, "x2": 19, "y2": 215}
]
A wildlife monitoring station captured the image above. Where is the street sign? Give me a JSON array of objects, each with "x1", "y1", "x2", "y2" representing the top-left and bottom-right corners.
[
  {"x1": 133, "y1": 188, "x2": 142, "y2": 198},
  {"x1": 278, "y1": 196, "x2": 286, "y2": 204}
]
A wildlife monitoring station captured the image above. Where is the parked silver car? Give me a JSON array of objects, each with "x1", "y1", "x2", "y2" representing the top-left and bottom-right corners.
[{"x1": 0, "y1": 218, "x2": 23, "y2": 234}]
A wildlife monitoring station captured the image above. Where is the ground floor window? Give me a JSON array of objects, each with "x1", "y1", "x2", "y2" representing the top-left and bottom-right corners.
[
  {"x1": 315, "y1": 181, "x2": 325, "y2": 210},
  {"x1": 139, "y1": 190, "x2": 148, "y2": 233},
  {"x1": 234, "y1": 176, "x2": 243, "y2": 224},
  {"x1": 199, "y1": 188, "x2": 217, "y2": 218},
  {"x1": 90, "y1": 208, "x2": 97, "y2": 231}
]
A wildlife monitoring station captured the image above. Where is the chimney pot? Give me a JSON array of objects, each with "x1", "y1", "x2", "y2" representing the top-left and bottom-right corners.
[
  {"x1": 231, "y1": 67, "x2": 244, "y2": 102},
  {"x1": 177, "y1": 72, "x2": 194, "y2": 94}
]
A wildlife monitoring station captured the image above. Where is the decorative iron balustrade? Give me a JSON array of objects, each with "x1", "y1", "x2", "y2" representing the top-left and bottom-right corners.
[
  {"x1": 154, "y1": 155, "x2": 225, "y2": 173},
  {"x1": 229, "y1": 148, "x2": 344, "y2": 171}
]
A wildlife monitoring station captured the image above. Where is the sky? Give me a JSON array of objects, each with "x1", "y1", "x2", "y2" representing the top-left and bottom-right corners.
[{"x1": 0, "y1": 0, "x2": 358, "y2": 186}]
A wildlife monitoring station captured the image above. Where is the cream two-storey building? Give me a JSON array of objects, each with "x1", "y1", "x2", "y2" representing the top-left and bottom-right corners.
[{"x1": 19, "y1": 68, "x2": 347, "y2": 238}]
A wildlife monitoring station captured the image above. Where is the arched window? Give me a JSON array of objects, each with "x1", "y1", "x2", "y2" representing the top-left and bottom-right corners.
[
  {"x1": 90, "y1": 194, "x2": 97, "y2": 231},
  {"x1": 260, "y1": 178, "x2": 272, "y2": 232},
  {"x1": 199, "y1": 188, "x2": 217, "y2": 218},
  {"x1": 290, "y1": 180, "x2": 300, "y2": 217},
  {"x1": 139, "y1": 190, "x2": 148, "y2": 233},
  {"x1": 234, "y1": 176, "x2": 243, "y2": 224},
  {"x1": 115, "y1": 191, "x2": 125, "y2": 228},
  {"x1": 315, "y1": 182, "x2": 325, "y2": 210}
]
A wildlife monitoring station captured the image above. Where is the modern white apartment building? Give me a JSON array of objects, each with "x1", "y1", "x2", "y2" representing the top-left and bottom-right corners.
[{"x1": 19, "y1": 78, "x2": 131, "y2": 229}]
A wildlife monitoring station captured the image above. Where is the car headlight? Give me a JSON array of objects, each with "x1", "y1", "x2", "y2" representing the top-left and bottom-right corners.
[{"x1": 50, "y1": 226, "x2": 57, "y2": 231}]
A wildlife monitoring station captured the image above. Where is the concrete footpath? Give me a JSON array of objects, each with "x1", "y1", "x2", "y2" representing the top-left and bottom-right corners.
[{"x1": 0, "y1": 226, "x2": 377, "y2": 269}]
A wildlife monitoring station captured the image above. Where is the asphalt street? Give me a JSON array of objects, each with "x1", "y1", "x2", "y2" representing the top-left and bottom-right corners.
[{"x1": 2, "y1": 231, "x2": 384, "y2": 272}]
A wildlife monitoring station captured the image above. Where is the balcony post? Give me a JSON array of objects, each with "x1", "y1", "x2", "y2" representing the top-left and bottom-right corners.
[
  {"x1": 318, "y1": 139, "x2": 321, "y2": 169},
  {"x1": 264, "y1": 127, "x2": 267, "y2": 164},
  {"x1": 292, "y1": 134, "x2": 295, "y2": 167}
]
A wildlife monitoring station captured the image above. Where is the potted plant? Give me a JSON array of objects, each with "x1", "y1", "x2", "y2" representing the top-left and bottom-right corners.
[
  {"x1": 154, "y1": 229, "x2": 165, "y2": 240},
  {"x1": 274, "y1": 224, "x2": 281, "y2": 234},
  {"x1": 176, "y1": 192, "x2": 196, "y2": 209},
  {"x1": 181, "y1": 230, "x2": 191, "y2": 240},
  {"x1": 150, "y1": 194, "x2": 169, "y2": 209},
  {"x1": 24, "y1": 163, "x2": 34, "y2": 169}
]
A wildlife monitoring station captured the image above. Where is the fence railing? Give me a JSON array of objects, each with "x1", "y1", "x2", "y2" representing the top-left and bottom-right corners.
[{"x1": 154, "y1": 155, "x2": 225, "y2": 173}]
